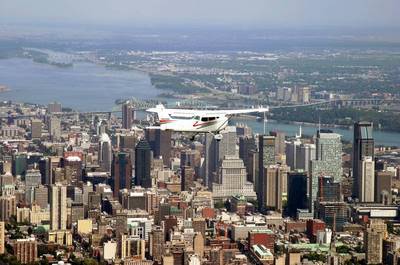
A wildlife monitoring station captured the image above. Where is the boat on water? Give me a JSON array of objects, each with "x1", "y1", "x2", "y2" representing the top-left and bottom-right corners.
[{"x1": 0, "y1": 85, "x2": 9, "y2": 92}]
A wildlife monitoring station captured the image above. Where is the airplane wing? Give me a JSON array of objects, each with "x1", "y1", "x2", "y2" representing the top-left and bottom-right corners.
[
  {"x1": 217, "y1": 107, "x2": 269, "y2": 116},
  {"x1": 146, "y1": 104, "x2": 268, "y2": 117}
]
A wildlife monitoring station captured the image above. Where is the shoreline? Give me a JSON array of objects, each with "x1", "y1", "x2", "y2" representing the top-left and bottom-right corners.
[{"x1": 233, "y1": 115, "x2": 400, "y2": 134}]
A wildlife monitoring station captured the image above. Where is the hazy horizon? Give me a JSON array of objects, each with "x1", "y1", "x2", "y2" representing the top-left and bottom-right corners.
[{"x1": 1, "y1": 0, "x2": 399, "y2": 30}]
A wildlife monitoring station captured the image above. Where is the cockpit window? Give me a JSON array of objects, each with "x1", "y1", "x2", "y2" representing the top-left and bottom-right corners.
[
  {"x1": 201, "y1": 117, "x2": 208, "y2": 122},
  {"x1": 194, "y1": 116, "x2": 200, "y2": 120},
  {"x1": 208, "y1": 117, "x2": 216, "y2": 121}
]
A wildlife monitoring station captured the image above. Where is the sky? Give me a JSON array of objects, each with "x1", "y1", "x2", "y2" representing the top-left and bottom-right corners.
[{"x1": 0, "y1": 0, "x2": 399, "y2": 29}]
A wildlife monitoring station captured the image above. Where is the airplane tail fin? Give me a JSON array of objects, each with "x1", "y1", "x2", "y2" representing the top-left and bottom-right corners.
[{"x1": 146, "y1": 104, "x2": 171, "y2": 121}]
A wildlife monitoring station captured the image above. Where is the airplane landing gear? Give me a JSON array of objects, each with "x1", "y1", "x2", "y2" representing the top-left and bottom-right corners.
[{"x1": 214, "y1": 133, "x2": 223, "y2": 141}]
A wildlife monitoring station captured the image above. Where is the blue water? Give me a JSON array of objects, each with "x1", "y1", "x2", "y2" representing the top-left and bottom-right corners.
[
  {"x1": 0, "y1": 58, "x2": 398, "y2": 146},
  {"x1": 0, "y1": 58, "x2": 162, "y2": 112},
  {"x1": 232, "y1": 118, "x2": 400, "y2": 147}
]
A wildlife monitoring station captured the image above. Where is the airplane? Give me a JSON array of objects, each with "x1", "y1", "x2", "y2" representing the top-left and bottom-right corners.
[{"x1": 146, "y1": 104, "x2": 269, "y2": 140}]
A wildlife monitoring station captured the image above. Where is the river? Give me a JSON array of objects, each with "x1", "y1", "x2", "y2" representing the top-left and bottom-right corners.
[
  {"x1": 0, "y1": 58, "x2": 162, "y2": 111},
  {"x1": 232, "y1": 118, "x2": 400, "y2": 147},
  {"x1": 0, "y1": 58, "x2": 399, "y2": 146}
]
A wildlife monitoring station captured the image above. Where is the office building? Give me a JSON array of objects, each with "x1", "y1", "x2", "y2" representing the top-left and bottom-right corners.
[
  {"x1": 353, "y1": 122, "x2": 374, "y2": 199},
  {"x1": 270, "y1": 131, "x2": 286, "y2": 156},
  {"x1": 120, "y1": 234, "x2": 146, "y2": 260},
  {"x1": 12, "y1": 153, "x2": 27, "y2": 177},
  {"x1": 48, "y1": 102, "x2": 62, "y2": 113},
  {"x1": 181, "y1": 166, "x2": 195, "y2": 191},
  {"x1": 286, "y1": 137, "x2": 301, "y2": 171},
  {"x1": 112, "y1": 152, "x2": 133, "y2": 197},
  {"x1": 0, "y1": 195, "x2": 16, "y2": 221},
  {"x1": 261, "y1": 164, "x2": 287, "y2": 212},
  {"x1": 298, "y1": 86, "x2": 311, "y2": 103},
  {"x1": 287, "y1": 172, "x2": 308, "y2": 217},
  {"x1": 39, "y1": 157, "x2": 51, "y2": 185},
  {"x1": 359, "y1": 156, "x2": 375, "y2": 202},
  {"x1": 0, "y1": 172, "x2": 14, "y2": 196},
  {"x1": 204, "y1": 126, "x2": 237, "y2": 188},
  {"x1": 135, "y1": 139, "x2": 151, "y2": 189},
  {"x1": 99, "y1": 133, "x2": 112, "y2": 172},
  {"x1": 297, "y1": 143, "x2": 316, "y2": 173},
  {"x1": 317, "y1": 176, "x2": 341, "y2": 202},
  {"x1": 48, "y1": 116, "x2": 61, "y2": 141},
  {"x1": 30, "y1": 119, "x2": 42, "y2": 139},
  {"x1": 193, "y1": 233, "x2": 204, "y2": 258},
  {"x1": 34, "y1": 185, "x2": 48, "y2": 209},
  {"x1": 12, "y1": 238, "x2": 37, "y2": 264},
  {"x1": 239, "y1": 136, "x2": 257, "y2": 181},
  {"x1": 25, "y1": 169, "x2": 42, "y2": 189},
  {"x1": 309, "y1": 130, "x2": 342, "y2": 213},
  {"x1": 375, "y1": 171, "x2": 393, "y2": 204},
  {"x1": 317, "y1": 202, "x2": 347, "y2": 232},
  {"x1": 150, "y1": 226, "x2": 164, "y2": 264},
  {"x1": 119, "y1": 133, "x2": 136, "y2": 150},
  {"x1": 365, "y1": 220, "x2": 387, "y2": 264},
  {"x1": 50, "y1": 184, "x2": 67, "y2": 230},
  {"x1": 248, "y1": 229, "x2": 275, "y2": 254},
  {"x1": 145, "y1": 128, "x2": 171, "y2": 167},
  {"x1": 211, "y1": 156, "x2": 256, "y2": 202},
  {"x1": 257, "y1": 135, "x2": 276, "y2": 207},
  {"x1": 0, "y1": 222, "x2": 4, "y2": 254},
  {"x1": 122, "y1": 103, "x2": 134, "y2": 130}
]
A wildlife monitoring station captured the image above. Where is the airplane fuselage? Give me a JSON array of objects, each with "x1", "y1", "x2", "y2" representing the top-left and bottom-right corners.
[{"x1": 158, "y1": 115, "x2": 229, "y2": 133}]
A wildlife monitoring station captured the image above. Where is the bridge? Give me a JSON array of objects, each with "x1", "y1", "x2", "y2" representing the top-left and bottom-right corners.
[
  {"x1": 270, "y1": 98, "x2": 398, "y2": 110},
  {"x1": 0, "y1": 98, "x2": 397, "y2": 121}
]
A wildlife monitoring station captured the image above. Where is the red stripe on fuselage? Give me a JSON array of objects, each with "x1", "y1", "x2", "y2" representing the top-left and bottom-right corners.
[{"x1": 159, "y1": 119, "x2": 175, "y2": 124}]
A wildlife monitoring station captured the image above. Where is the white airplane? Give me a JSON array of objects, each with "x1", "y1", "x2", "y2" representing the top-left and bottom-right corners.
[{"x1": 146, "y1": 104, "x2": 269, "y2": 140}]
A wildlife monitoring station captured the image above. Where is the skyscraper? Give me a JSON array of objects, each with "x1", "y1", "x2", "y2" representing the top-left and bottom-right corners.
[
  {"x1": 122, "y1": 103, "x2": 133, "y2": 130},
  {"x1": 296, "y1": 143, "x2": 316, "y2": 173},
  {"x1": 50, "y1": 184, "x2": 67, "y2": 230},
  {"x1": 135, "y1": 139, "x2": 151, "y2": 189},
  {"x1": 239, "y1": 136, "x2": 257, "y2": 181},
  {"x1": 48, "y1": 116, "x2": 61, "y2": 141},
  {"x1": 287, "y1": 172, "x2": 308, "y2": 217},
  {"x1": 30, "y1": 119, "x2": 42, "y2": 140},
  {"x1": 365, "y1": 220, "x2": 386, "y2": 264},
  {"x1": 111, "y1": 152, "x2": 133, "y2": 197},
  {"x1": 375, "y1": 171, "x2": 393, "y2": 204},
  {"x1": 12, "y1": 153, "x2": 27, "y2": 177},
  {"x1": 359, "y1": 156, "x2": 375, "y2": 202},
  {"x1": 317, "y1": 176, "x2": 341, "y2": 202},
  {"x1": 270, "y1": 131, "x2": 286, "y2": 156},
  {"x1": 286, "y1": 137, "x2": 301, "y2": 171},
  {"x1": 309, "y1": 130, "x2": 342, "y2": 213},
  {"x1": 211, "y1": 156, "x2": 256, "y2": 202},
  {"x1": 39, "y1": 157, "x2": 51, "y2": 185},
  {"x1": 181, "y1": 166, "x2": 195, "y2": 191},
  {"x1": 353, "y1": 121, "x2": 374, "y2": 200},
  {"x1": 25, "y1": 169, "x2": 42, "y2": 189},
  {"x1": 257, "y1": 135, "x2": 275, "y2": 207},
  {"x1": 261, "y1": 164, "x2": 287, "y2": 212},
  {"x1": 145, "y1": 128, "x2": 171, "y2": 167},
  {"x1": 204, "y1": 126, "x2": 237, "y2": 188},
  {"x1": 99, "y1": 133, "x2": 112, "y2": 172},
  {"x1": 0, "y1": 221, "x2": 4, "y2": 254},
  {"x1": 48, "y1": 102, "x2": 62, "y2": 113}
]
